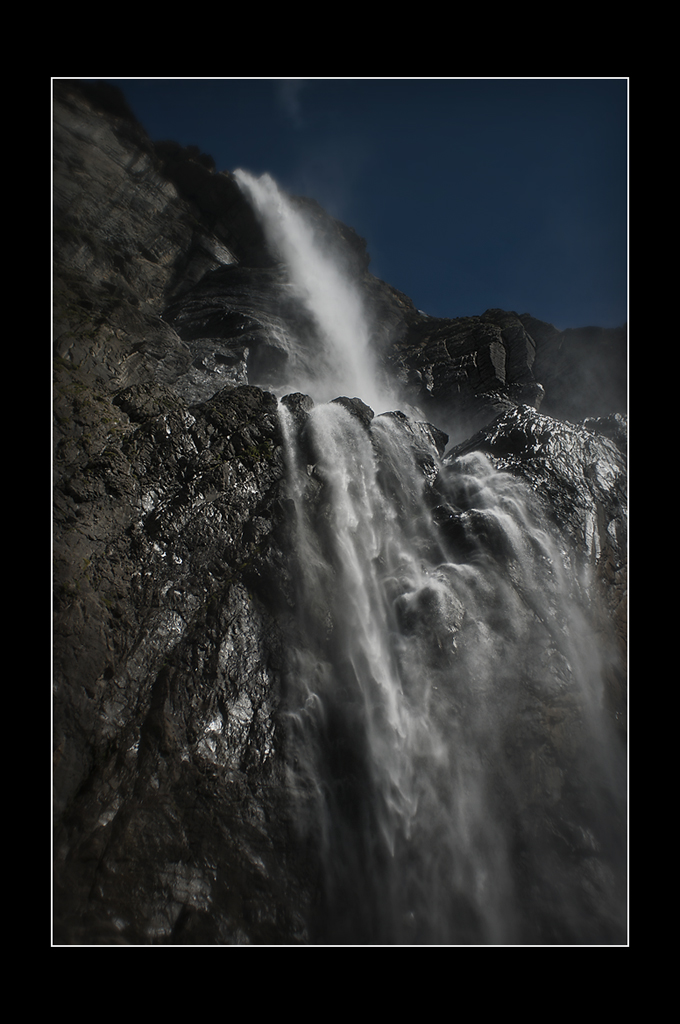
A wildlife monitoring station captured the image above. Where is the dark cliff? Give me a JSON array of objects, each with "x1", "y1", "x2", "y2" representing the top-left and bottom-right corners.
[{"x1": 53, "y1": 80, "x2": 627, "y2": 945}]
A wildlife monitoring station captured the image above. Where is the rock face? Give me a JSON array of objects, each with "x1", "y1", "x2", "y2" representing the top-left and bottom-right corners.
[
  {"x1": 446, "y1": 407, "x2": 627, "y2": 729},
  {"x1": 53, "y1": 80, "x2": 627, "y2": 945},
  {"x1": 53, "y1": 379, "x2": 305, "y2": 944}
]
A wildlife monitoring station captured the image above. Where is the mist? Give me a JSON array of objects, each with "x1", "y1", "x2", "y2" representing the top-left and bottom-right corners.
[{"x1": 237, "y1": 171, "x2": 627, "y2": 944}]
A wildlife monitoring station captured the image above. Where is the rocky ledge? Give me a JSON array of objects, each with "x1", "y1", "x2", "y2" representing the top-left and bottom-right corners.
[{"x1": 53, "y1": 80, "x2": 627, "y2": 944}]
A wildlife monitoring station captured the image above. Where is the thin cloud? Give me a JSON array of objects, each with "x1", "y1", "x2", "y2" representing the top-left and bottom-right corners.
[{"x1": 276, "y1": 79, "x2": 308, "y2": 128}]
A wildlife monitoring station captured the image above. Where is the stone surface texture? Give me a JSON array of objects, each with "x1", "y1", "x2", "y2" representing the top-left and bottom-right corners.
[{"x1": 53, "y1": 80, "x2": 627, "y2": 945}]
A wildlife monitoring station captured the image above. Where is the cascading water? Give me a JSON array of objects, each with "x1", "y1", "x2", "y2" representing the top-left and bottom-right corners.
[
  {"x1": 235, "y1": 171, "x2": 627, "y2": 944},
  {"x1": 234, "y1": 170, "x2": 394, "y2": 412}
]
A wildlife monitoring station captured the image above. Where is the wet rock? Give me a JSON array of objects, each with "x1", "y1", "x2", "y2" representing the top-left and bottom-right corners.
[
  {"x1": 385, "y1": 306, "x2": 626, "y2": 441},
  {"x1": 53, "y1": 80, "x2": 627, "y2": 945},
  {"x1": 331, "y1": 395, "x2": 375, "y2": 428},
  {"x1": 443, "y1": 405, "x2": 627, "y2": 735},
  {"x1": 582, "y1": 412, "x2": 628, "y2": 454},
  {"x1": 521, "y1": 314, "x2": 627, "y2": 422},
  {"x1": 53, "y1": 365, "x2": 304, "y2": 943},
  {"x1": 445, "y1": 405, "x2": 627, "y2": 564},
  {"x1": 280, "y1": 392, "x2": 315, "y2": 431},
  {"x1": 112, "y1": 382, "x2": 188, "y2": 423}
]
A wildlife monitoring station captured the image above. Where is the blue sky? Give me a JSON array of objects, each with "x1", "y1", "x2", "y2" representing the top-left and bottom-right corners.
[{"x1": 105, "y1": 78, "x2": 627, "y2": 330}]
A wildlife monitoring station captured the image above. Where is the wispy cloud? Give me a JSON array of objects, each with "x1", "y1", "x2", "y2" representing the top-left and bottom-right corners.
[{"x1": 276, "y1": 79, "x2": 308, "y2": 128}]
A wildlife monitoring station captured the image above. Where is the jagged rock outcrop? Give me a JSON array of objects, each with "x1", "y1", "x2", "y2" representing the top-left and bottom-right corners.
[
  {"x1": 521, "y1": 315, "x2": 627, "y2": 423},
  {"x1": 444, "y1": 406, "x2": 627, "y2": 731},
  {"x1": 385, "y1": 306, "x2": 627, "y2": 441},
  {"x1": 53, "y1": 81, "x2": 351, "y2": 943},
  {"x1": 53, "y1": 379, "x2": 310, "y2": 944},
  {"x1": 53, "y1": 80, "x2": 627, "y2": 945}
]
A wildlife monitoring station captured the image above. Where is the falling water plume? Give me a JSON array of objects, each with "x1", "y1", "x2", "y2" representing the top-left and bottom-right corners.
[
  {"x1": 234, "y1": 170, "x2": 395, "y2": 413},
  {"x1": 235, "y1": 172, "x2": 627, "y2": 945}
]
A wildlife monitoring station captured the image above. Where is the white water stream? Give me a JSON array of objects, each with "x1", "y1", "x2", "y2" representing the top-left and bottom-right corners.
[{"x1": 235, "y1": 170, "x2": 626, "y2": 944}]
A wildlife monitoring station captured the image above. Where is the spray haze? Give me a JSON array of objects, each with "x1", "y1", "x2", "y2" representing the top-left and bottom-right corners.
[
  {"x1": 235, "y1": 170, "x2": 626, "y2": 944},
  {"x1": 234, "y1": 169, "x2": 394, "y2": 412},
  {"x1": 279, "y1": 401, "x2": 625, "y2": 943}
]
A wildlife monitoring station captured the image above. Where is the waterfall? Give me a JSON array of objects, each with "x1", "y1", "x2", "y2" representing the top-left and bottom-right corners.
[
  {"x1": 234, "y1": 169, "x2": 394, "y2": 412},
  {"x1": 236, "y1": 172, "x2": 626, "y2": 945}
]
